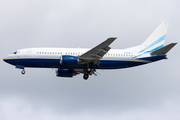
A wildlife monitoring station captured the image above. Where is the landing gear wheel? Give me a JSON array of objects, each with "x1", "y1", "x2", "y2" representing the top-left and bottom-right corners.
[
  {"x1": 83, "y1": 74, "x2": 89, "y2": 80},
  {"x1": 86, "y1": 68, "x2": 92, "y2": 74},
  {"x1": 21, "y1": 69, "x2": 25, "y2": 75}
]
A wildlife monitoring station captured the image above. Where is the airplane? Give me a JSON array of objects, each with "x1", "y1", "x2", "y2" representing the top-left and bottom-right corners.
[{"x1": 3, "y1": 21, "x2": 177, "y2": 80}]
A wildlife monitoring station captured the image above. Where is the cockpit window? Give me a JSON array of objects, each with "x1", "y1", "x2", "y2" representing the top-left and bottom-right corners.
[{"x1": 13, "y1": 51, "x2": 17, "y2": 54}]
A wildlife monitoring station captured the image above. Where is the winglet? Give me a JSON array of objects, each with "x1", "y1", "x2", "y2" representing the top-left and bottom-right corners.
[{"x1": 151, "y1": 43, "x2": 177, "y2": 55}]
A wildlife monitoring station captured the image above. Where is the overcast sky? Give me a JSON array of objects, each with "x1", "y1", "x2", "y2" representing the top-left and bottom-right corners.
[{"x1": 0, "y1": 0, "x2": 180, "y2": 120}]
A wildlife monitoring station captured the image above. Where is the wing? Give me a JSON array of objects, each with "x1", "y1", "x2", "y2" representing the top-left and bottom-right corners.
[{"x1": 78, "y1": 37, "x2": 117, "y2": 65}]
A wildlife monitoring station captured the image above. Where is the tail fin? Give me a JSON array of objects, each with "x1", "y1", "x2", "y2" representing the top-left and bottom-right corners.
[
  {"x1": 141, "y1": 21, "x2": 169, "y2": 48},
  {"x1": 136, "y1": 21, "x2": 169, "y2": 57}
]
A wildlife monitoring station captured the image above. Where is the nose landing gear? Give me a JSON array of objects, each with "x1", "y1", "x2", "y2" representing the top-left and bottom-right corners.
[
  {"x1": 15, "y1": 65, "x2": 26, "y2": 75},
  {"x1": 21, "y1": 69, "x2": 25, "y2": 74}
]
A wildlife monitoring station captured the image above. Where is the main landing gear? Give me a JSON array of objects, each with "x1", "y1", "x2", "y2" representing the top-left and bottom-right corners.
[
  {"x1": 83, "y1": 74, "x2": 89, "y2": 80},
  {"x1": 83, "y1": 67, "x2": 92, "y2": 80}
]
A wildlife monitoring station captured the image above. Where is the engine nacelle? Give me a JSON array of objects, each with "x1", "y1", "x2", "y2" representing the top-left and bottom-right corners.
[
  {"x1": 56, "y1": 68, "x2": 74, "y2": 77},
  {"x1": 60, "y1": 55, "x2": 80, "y2": 65}
]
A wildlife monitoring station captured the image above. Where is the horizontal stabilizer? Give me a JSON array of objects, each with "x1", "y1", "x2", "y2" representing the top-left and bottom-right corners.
[{"x1": 151, "y1": 43, "x2": 177, "y2": 55}]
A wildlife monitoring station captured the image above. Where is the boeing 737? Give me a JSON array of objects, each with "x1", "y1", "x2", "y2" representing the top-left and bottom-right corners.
[{"x1": 3, "y1": 21, "x2": 177, "y2": 80}]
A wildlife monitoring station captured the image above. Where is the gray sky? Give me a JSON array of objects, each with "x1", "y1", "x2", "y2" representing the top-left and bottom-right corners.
[{"x1": 0, "y1": 0, "x2": 180, "y2": 120}]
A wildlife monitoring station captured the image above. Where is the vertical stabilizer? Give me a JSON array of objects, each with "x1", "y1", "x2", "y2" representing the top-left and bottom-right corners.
[{"x1": 135, "y1": 21, "x2": 169, "y2": 57}]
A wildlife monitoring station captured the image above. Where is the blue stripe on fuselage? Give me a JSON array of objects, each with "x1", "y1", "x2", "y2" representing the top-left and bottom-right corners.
[
  {"x1": 3, "y1": 55, "x2": 166, "y2": 69},
  {"x1": 136, "y1": 44, "x2": 164, "y2": 57},
  {"x1": 138, "y1": 34, "x2": 166, "y2": 54}
]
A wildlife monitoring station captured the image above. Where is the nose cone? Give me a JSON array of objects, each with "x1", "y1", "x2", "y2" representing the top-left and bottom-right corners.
[
  {"x1": 3, "y1": 55, "x2": 19, "y2": 66},
  {"x1": 3, "y1": 57, "x2": 9, "y2": 63},
  {"x1": 3, "y1": 55, "x2": 13, "y2": 65}
]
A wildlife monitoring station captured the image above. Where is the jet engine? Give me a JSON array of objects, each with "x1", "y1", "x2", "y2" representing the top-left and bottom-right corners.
[
  {"x1": 60, "y1": 55, "x2": 80, "y2": 65},
  {"x1": 56, "y1": 68, "x2": 77, "y2": 77}
]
